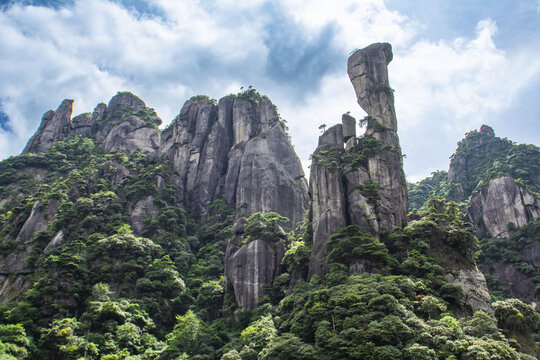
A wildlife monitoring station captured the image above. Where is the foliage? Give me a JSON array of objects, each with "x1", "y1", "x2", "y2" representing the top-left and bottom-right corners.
[
  {"x1": 407, "y1": 170, "x2": 453, "y2": 211},
  {"x1": 477, "y1": 218, "x2": 540, "y2": 300},
  {"x1": 412, "y1": 128, "x2": 540, "y2": 207},
  {"x1": 326, "y1": 225, "x2": 392, "y2": 269},
  {"x1": 242, "y1": 212, "x2": 289, "y2": 246},
  {"x1": 1, "y1": 121, "x2": 539, "y2": 360}
]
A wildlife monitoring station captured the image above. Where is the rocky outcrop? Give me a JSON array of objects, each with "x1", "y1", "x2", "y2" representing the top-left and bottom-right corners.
[
  {"x1": 468, "y1": 176, "x2": 540, "y2": 237},
  {"x1": 347, "y1": 43, "x2": 407, "y2": 230},
  {"x1": 99, "y1": 93, "x2": 161, "y2": 156},
  {"x1": 23, "y1": 90, "x2": 309, "y2": 310},
  {"x1": 479, "y1": 262, "x2": 538, "y2": 310},
  {"x1": 23, "y1": 99, "x2": 74, "y2": 154},
  {"x1": 1, "y1": 198, "x2": 57, "y2": 274},
  {"x1": 102, "y1": 114, "x2": 161, "y2": 156},
  {"x1": 160, "y1": 93, "x2": 308, "y2": 224},
  {"x1": 444, "y1": 269, "x2": 493, "y2": 316},
  {"x1": 31, "y1": 92, "x2": 302, "y2": 228},
  {"x1": 130, "y1": 196, "x2": 159, "y2": 235},
  {"x1": 224, "y1": 219, "x2": 287, "y2": 310},
  {"x1": 307, "y1": 127, "x2": 348, "y2": 278},
  {"x1": 523, "y1": 242, "x2": 540, "y2": 268},
  {"x1": 307, "y1": 43, "x2": 407, "y2": 278},
  {"x1": 448, "y1": 125, "x2": 497, "y2": 185},
  {"x1": 24, "y1": 92, "x2": 308, "y2": 226},
  {"x1": 23, "y1": 92, "x2": 162, "y2": 157}
]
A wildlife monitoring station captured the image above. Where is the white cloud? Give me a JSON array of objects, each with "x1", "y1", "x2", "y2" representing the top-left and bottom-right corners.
[
  {"x1": 391, "y1": 19, "x2": 540, "y2": 180},
  {"x1": 0, "y1": 0, "x2": 538, "y2": 185}
]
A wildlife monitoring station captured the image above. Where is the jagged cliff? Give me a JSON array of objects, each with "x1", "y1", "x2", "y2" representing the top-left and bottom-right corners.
[
  {"x1": 23, "y1": 91, "x2": 308, "y2": 227},
  {"x1": 307, "y1": 43, "x2": 408, "y2": 279},
  {"x1": 5, "y1": 90, "x2": 309, "y2": 311}
]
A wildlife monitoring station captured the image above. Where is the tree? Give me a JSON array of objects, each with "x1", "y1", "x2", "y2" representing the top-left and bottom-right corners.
[
  {"x1": 243, "y1": 212, "x2": 288, "y2": 246},
  {"x1": 163, "y1": 310, "x2": 202, "y2": 357},
  {"x1": 39, "y1": 318, "x2": 98, "y2": 359},
  {"x1": 240, "y1": 315, "x2": 277, "y2": 353},
  {"x1": 260, "y1": 333, "x2": 316, "y2": 359},
  {"x1": 318, "y1": 124, "x2": 327, "y2": 133}
]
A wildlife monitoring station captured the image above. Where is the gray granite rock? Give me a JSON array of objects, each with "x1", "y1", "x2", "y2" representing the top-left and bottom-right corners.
[
  {"x1": 468, "y1": 176, "x2": 540, "y2": 237},
  {"x1": 22, "y1": 99, "x2": 74, "y2": 154}
]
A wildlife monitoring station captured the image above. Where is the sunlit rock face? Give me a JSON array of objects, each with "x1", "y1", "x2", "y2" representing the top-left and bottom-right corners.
[
  {"x1": 468, "y1": 176, "x2": 540, "y2": 238},
  {"x1": 307, "y1": 43, "x2": 408, "y2": 279}
]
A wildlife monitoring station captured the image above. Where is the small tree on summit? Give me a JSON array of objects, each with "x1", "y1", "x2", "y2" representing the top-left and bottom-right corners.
[{"x1": 319, "y1": 124, "x2": 327, "y2": 134}]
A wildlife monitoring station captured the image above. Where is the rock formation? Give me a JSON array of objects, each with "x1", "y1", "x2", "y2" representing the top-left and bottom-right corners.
[
  {"x1": 224, "y1": 218, "x2": 286, "y2": 310},
  {"x1": 22, "y1": 90, "x2": 309, "y2": 311},
  {"x1": 347, "y1": 43, "x2": 408, "y2": 229},
  {"x1": 23, "y1": 99, "x2": 74, "y2": 154},
  {"x1": 307, "y1": 43, "x2": 408, "y2": 278},
  {"x1": 468, "y1": 176, "x2": 540, "y2": 238},
  {"x1": 444, "y1": 269, "x2": 493, "y2": 316},
  {"x1": 23, "y1": 91, "x2": 308, "y2": 227}
]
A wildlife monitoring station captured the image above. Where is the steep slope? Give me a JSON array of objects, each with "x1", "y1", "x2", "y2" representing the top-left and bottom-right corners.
[{"x1": 1, "y1": 43, "x2": 539, "y2": 360}]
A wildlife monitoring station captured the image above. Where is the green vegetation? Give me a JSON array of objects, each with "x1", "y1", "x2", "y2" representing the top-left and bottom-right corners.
[
  {"x1": 407, "y1": 128, "x2": 540, "y2": 311},
  {"x1": 241, "y1": 212, "x2": 289, "y2": 247},
  {"x1": 408, "y1": 129, "x2": 540, "y2": 210},
  {"x1": 369, "y1": 82, "x2": 395, "y2": 95},
  {"x1": 477, "y1": 218, "x2": 540, "y2": 301},
  {"x1": 0, "y1": 135, "x2": 236, "y2": 358},
  {"x1": 0, "y1": 124, "x2": 538, "y2": 359},
  {"x1": 407, "y1": 170, "x2": 453, "y2": 211},
  {"x1": 97, "y1": 104, "x2": 161, "y2": 133}
]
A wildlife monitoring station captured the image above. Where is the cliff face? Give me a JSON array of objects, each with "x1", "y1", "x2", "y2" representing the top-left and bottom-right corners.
[
  {"x1": 23, "y1": 91, "x2": 308, "y2": 225},
  {"x1": 19, "y1": 90, "x2": 308, "y2": 311},
  {"x1": 468, "y1": 176, "x2": 540, "y2": 238},
  {"x1": 307, "y1": 43, "x2": 408, "y2": 279}
]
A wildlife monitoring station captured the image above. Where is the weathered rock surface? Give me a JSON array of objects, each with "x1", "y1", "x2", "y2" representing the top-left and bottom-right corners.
[
  {"x1": 523, "y1": 242, "x2": 540, "y2": 268},
  {"x1": 307, "y1": 143, "x2": 347, "y2": 278},
  {"x1": 226, "y1": 239, "x2": 286, "y2": 310},
  {"x1": 1, "y1": 199, "x2": 57, "y2": 275},
  {"x1": 444, "y1": 269, "x2": 493, "y2": 316},
  {"x1": 23, "y1": 91, "x2": 309, "y2": 310},
  {"x1": 479, "y1": 262, "x2": 538, "y2": 310},
  {"x1": 224, "y1": 218, "x2": 287, "y2": 310},
  {"x1": 23, "y1": 99, "x2": 74, "y2": 154},
  {"x1": 102, "y1": 115, "x2": 161, "y2": 156},
  {"x1": 468, "y1": 176, "x2": 540, "y2": 237},
  {"x1": 130, "y1": 196, "x2": 159, "y2": 235},
  {"x1": 347, "y1": 42, "x2": 407, "y2": 230},
  {"x1": 24, "y1": 92, "x2": 308, "y2": 226},
  {"x1": 307, "y1": 43, "x2": 407, "y2": 278}
]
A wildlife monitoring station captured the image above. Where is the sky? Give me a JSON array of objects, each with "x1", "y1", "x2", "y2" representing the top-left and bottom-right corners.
[{"x1": 0, "y1": 0, "x2": 539, "y2": 182}]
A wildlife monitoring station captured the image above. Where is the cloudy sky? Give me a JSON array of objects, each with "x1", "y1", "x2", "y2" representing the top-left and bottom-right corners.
[{"x1": 1, "y1": 0, "x2": 539, "y2": 182}]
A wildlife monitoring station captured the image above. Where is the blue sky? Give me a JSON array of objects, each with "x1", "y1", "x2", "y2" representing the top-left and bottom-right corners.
[{"x1": 0, "y1": 0, "x2": 538, "y2": 182}]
